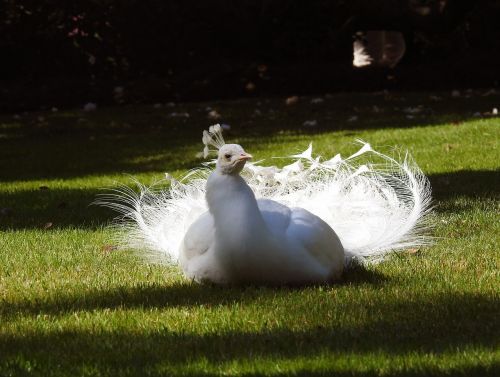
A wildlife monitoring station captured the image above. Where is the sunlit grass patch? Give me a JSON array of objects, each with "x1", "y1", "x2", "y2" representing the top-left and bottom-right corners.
[{"x1": 1, "y1": 93, "x2": 499, "y2": 376}]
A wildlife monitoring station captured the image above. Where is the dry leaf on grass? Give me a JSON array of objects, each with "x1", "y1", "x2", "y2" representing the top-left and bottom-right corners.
[
  {"x1": 101, "y1": 245, "x2": 118, "y2": 254},
  {"x1": 245, "y1": 82, "x2": 256, "y2": 92},
  {"x1": 207, "y1": 110, "x2": 221, "y2": 120},
  {"x1": 0, "y1": 208, "x2": 13, "y2": 216}
]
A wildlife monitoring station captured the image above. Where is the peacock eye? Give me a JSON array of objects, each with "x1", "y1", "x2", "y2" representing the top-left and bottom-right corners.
[{"x1": 224, "y1": 153, "x2": 231, "y2": 159}]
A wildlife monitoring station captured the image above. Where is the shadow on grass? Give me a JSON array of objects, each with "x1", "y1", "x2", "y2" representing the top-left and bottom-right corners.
[
  {"x1": 430, "y1": 170, "x2": 499, "y2": 201},
  {"x1": 1, "y1": 94, "x2": 498, "y2": 181},
  {"x1": 0, "y1": 292, "x2": 498, "y2": 376},
  {"x1": 175, "y1": 366, "x2": 499, "y2": 377},
  {"x1": 0, "y1": 131, "x2": 201, "y2": 182},
  {"x1": 1, "y1": 170, "x2": 497, "y2": 230},
  {"x1": 0, "y1": 187, "x2": 112, "y2": 230},
  {"x1": 159, "y1": 366, "x2": 499, "y2": 377},
  {"x1": 0, "y1": 267, "x2": 387, "y2": 317}
]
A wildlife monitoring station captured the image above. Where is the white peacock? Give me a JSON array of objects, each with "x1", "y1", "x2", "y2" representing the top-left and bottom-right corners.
[{"x1": 98, "y1": 124, "x2": 432, "y2": 284}]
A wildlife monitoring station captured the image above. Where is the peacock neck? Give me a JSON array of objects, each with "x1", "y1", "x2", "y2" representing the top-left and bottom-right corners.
[{"x1": 206, "y1": 170, "x2": 270, "y2": 248}]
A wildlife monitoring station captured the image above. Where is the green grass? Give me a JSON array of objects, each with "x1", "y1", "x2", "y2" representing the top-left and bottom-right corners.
[{"x1": 1, "y1": 92, "x2": 499, "y2": 376}]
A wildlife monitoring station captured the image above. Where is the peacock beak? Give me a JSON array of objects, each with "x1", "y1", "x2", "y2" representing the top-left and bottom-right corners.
[{"x1": 238, "y1": 152, "x2": 253, "y2": 161}]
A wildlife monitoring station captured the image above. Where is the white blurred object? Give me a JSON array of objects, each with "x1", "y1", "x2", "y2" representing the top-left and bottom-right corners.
[
  {"x1": 169, "y1": 112, "x2": 190, "y2": 118},
  {"x1": 286, "y1": 96, "x2": 299, "y2": 106},
  {"x1": 303, "y1": 120, "x2": 318, "y2": 127},
  {"x1": 207, "y1": 110, "x2": 221, "y2": 120},
  {"x1": 404, "y1": 106, "x2": 424, "y2": 114},
  {"x1": 311, "y1": 98, "x2": 324, "y2": 104},
  {"x1": 353, "y1": 31, "x2": 406, "y2": 68},
  {"x1": 83, "y1": 102, "x2": 97, "y2": 112},
  {"x1": 113, "y1": 87, "x2": 125, "y2": 103}
]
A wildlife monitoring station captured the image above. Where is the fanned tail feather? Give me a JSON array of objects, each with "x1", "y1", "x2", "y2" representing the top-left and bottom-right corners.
[
  {"x1": 95, "y1": 173, "x2": 210, "y2": 263},
  {"x1": 97, "y1": 142, "x2": 432, "y2": 266},
  {"x1": 245, "y1": 141, "x2": 433, "y2": 263}
]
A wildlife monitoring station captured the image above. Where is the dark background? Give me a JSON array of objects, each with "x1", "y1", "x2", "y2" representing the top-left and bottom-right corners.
[{"x1": 1, "y1": 0, "x2": 499, "y2": 112}]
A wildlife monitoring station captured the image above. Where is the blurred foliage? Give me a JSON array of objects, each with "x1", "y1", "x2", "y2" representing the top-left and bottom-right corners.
[{"x1": 1, "y1": 0, "x2": 499, "y2": 81}]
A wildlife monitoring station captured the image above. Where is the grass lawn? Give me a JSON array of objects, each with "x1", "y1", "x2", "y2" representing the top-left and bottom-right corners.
[{"x1": 0, "y1": 91, "x2": 499, "y2": 376}]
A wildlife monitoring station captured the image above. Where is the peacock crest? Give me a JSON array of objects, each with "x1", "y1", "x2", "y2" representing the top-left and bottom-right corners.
[{"x1": 202, "y1": 124, "x2": 226, "y2": 158}]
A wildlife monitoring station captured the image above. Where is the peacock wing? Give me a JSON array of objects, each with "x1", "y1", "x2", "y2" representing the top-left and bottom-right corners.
[
  {"x1": 257, "y1": 198, "x2": 292, "y2": 236},
  {"x1": 286, "y1": 207, "x2": 344, "y2": 270},
  {"x1": 181, "y1": 211, "x2": 215, "y2": 260}
]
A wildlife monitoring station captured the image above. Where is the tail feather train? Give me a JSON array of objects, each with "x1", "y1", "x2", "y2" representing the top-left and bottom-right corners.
[{"x1": 96, "y1": 141, "x2": 432, "y2": 265}]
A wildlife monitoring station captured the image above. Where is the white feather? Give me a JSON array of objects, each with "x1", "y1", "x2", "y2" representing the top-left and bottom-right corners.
[{"x1": 97, "y1": 142, "x2": 432, "y2": 265}]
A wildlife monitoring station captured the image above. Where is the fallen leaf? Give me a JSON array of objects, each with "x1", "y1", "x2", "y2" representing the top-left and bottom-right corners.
[
  {"x1": 57, "y1": 202, "x2": 68, "y2": 209},
  {"x1": 302, "y1": 120, "x2": 318, "y2": 127},
  {"x1": 286, "y1": 96, "x2": 299, "y2": 106},
  {"x1": 439, "y1": 176, "x2": 450, "y2": 186},
  {"x1": 403, "y1": 106, "x2": 423, "y2": 114},
  {"x1": 169, "y1": 112, "x2": 190, "y2": 118},
  {"x1": 207, "y1": 110, "x2": 221, "y2": 120},
  {"x1": 310, "y1": 98, "x2": 324, "y2": 104},
  {"x1": 443, "y1": 143, "x2": 458, "y2": 152},
  {"x1": 102, "y1": 245, "x2": 118, "y2": 254},
  {"x1": 113, "y1": 87, "x2": 124, "y2": 104},
  {"x1": 0, "y1": 208, "x2": 13, "y2": 216},
  {"x1": 83, "y1": 102, "x2": 97, "y2": 111},
  {"x1": 257, "y1": 64, "x2": 268, "y2": 73},
  {"x1": 245, "y1": 82, "x2": 256, "y2": 92},
  {"x1": 482, "y1": 89, "x2": 497, "y2": 97}
]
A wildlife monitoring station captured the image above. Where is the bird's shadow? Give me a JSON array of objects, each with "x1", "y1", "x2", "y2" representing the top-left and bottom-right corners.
[
  {"x1": 338, "y1": 263, "x2": 388, "y2": 286},
  {"x1": 0, "y1": 265, "x2": 387, "y2": 318},
  {"x1": 2, "y1": 290, "x2": 498, "y2": 376}
]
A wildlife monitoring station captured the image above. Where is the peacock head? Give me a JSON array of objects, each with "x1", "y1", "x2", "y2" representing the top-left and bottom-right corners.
[{"x1": 217, "y1": 144, "x2": 253, "y2": 175}]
